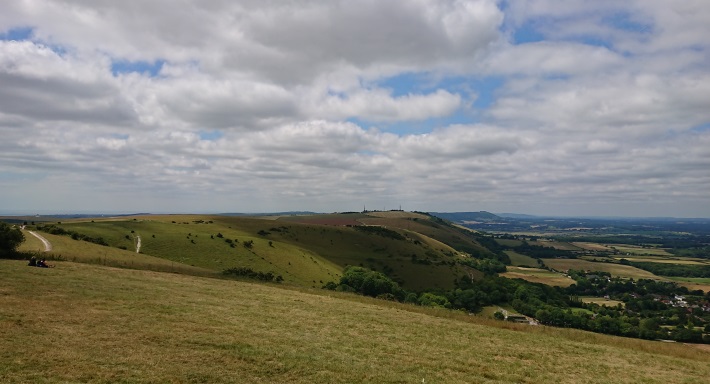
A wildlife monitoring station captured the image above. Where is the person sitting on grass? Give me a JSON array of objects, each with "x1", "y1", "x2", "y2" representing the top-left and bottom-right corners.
[
  {"x1": 37, "y1": 259, "x2": 53, "y2": 268},
  {"x1": 28, "y1": 256, "x2": 37, "y2": 267}
]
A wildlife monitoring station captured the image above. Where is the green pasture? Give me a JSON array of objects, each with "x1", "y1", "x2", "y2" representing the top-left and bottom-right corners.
[
  {"x1": 505, "y1": 250, "x2": 538, "y2": 267},
  {"x1": 2, "y1": 260, "x2": 709, "y2": 383},
  {"x1": 495, "y1": 238, "x2": 524, "y2": 247}
]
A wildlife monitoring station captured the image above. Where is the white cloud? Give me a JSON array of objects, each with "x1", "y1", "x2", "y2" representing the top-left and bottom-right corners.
[{"x1": 0, "y1": 0, "x2": 708, "y2": 217}]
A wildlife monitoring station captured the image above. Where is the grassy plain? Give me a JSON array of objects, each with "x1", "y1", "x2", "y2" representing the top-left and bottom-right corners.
[
  {"x1": 2, "y1": 260, "x2": 710, "y2": 383},
  {"x1": 501, "y1": 266, "x2": 575, "y2": 287}
]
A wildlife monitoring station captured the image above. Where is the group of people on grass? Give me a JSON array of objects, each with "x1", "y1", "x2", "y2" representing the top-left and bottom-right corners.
[{"x1": 28, "y1": 256, "x2": 53, "y2": 268}]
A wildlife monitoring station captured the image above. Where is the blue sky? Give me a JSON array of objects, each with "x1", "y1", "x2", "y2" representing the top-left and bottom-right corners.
[{"x1": 0, "y1": 0, "x2": 708, "y2": 217}]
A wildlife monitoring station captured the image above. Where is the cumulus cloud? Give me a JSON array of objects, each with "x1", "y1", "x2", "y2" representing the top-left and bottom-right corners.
[{"x1": 0, "y1": 0, "x2": 708, "y2": 217}]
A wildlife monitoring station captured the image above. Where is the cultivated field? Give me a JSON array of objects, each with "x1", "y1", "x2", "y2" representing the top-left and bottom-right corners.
[
  {"x1": 667, "y1": 277, "x2": 710, "y2": 293},
  {"x1": 581, "y1": 297, "x2": 626, "y2": 308},
  {"x1": 2, "y1": 260, "x2": 709, "y2": 383},
  {"x1": 501, "y1": 266, "x2": 576, "y2": 287},
  {"x1": 505, "y1": 250, "x2": 538, "y2": 267},
  {"x1": 612, "y1": 256, "x2": 710, "y2": 265},
  {"x1": 530, "y1": 240, "x2": 582, "y2": 251},
  {"x1": 542, "y1": 259, "x2": 661, "y2": 280},
  {"x1": 608, "y1": 244, "x2": 674, "y2": 257}
]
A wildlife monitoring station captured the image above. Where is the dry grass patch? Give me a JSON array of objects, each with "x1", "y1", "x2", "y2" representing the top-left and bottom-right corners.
[
  {"x1": 581, "y1": 297, "x2": 625, "y2": 308},
  {"x1": 543, "y1": 259, "x2": 662, "y2": 280},
  {"x1": 2, "y1": 260, "x2": 710, "y2": 383},
  {"x1": 502, "y1": 266, "x2": 576, "y2": 287},
  {"x1": 609, "y1": 244, "x2": 674, "y2": 257}
]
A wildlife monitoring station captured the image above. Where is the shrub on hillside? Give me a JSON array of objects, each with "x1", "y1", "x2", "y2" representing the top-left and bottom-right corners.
[{"x1": 0, "y1": 222, "x2": 24, "y2": 258}]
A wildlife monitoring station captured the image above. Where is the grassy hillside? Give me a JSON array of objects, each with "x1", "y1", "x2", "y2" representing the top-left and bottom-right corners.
[
  {"x1": 25, "y1": 213, "x2": 487, "y2": 290},
  {"x1": 2, "y1": 260, "x2": 709, "y2": 383}
]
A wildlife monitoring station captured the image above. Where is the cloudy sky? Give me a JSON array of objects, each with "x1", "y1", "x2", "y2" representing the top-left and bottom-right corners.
[{"x1": 1, "y1": 0, "x2": 709, "y2": 217}]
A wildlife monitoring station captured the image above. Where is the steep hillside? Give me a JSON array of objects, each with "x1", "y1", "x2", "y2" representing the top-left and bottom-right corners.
[{"x1": 2, "y1": 260, "x2": 709, "y2": 383}]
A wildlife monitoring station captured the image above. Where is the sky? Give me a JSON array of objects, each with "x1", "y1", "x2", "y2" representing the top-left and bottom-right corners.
[{"x1": 0, "y1": 0, "x2": 709, "y2": 217}]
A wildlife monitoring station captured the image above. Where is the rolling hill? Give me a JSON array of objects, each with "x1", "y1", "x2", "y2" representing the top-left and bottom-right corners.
[{"x1": 18, "y1": 211, "x2": 496, "y2": 291}]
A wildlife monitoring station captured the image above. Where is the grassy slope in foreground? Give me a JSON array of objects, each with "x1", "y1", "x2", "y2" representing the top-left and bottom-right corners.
[{"x1": 2, "y1": 260, "x2": 709, "y2": 384}]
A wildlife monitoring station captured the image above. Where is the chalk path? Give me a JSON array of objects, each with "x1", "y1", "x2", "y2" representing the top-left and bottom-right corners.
[{"x1": 27, "y1": 230, "x2": 52, "y2": 252}]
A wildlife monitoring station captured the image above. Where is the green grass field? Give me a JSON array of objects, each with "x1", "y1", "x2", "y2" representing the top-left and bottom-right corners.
[
  {"x1": 2, "y1": 260, "x2": 709, "y2": 383},
  {"x1": 505, "y1": 250, "x2": 539, "y2": 267}
]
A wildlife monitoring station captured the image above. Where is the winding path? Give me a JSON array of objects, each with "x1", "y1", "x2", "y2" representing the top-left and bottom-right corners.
[
  {"x1": 135, "y1": 235, "x2": 141, "y2": 253},
  {"x1": 27, "y1": 230, "x2": 52, "y2": 252}
]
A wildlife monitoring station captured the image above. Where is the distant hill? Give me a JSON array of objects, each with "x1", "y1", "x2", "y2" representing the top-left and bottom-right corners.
[
  {"x1": 429, "y1": 211, "x2": 503, "y2": 223},
  {"x1": 219, "y1": 211, "x2": 319, "y2": 217}
]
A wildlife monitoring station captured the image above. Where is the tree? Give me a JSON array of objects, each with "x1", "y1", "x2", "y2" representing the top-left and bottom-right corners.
[{"x1": 0, "y1": 222, "x2": 24, "y2": 257}]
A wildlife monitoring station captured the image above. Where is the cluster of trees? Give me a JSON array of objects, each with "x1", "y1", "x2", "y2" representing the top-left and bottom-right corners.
[
  {"x1": 0, "y1": 222, "x2": 24, "y2": 258},
  {"x1": 325, "y1": 265, "x2": 710, "y2": 343},
  {"x1": 561, "y1": 273, "x2": 710, "y2": 342},
  {"x1": 222, "y1": 267, "x2": 283, "y2": 283},
  {"x1": 325, "y1": 266, "x2": 568, "y2": 314},
  {"x1": 625, "y1": 261, "x2": 710, "y2": 278},
  {"x1": 353, "y1": 226, "x2": 406, "y2": 240},
  {"x1": 458, "y1": 258, "x2": 507, "y2": 275},
  {"x1": 35, "y1": 224, "x2": 108, "y2": 246},
  {"x1": 511, "y1": 242, "x2": 576, "y2": 259}
]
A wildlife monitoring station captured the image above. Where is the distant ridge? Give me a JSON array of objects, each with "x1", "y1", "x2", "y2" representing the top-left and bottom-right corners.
[
  {"x1": 429, "y1": 211, "x2": 502, "y2": 222},
  {"x1": 219, "y1": 211, "x2": 319, "y2": 217},
  {"x1": 495, "y1": 213, "x2": 538, "y2": 219}
]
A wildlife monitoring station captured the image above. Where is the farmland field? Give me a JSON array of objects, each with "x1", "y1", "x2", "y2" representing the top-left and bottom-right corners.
[
  {"x1": 531, "y1": 240, "x2": 582, "y2": 251},
  {"x1": 542, "y1": 259, "x2": 661, "y2": 280},
  {"x1": 581, "y1": 297, "x2": 625, "y2": 308},
  {"x1": 667, "y1": 277, "x2": 710, "y2": 293},
  {"x1": 501, "y1": 266, "x2": 575, "y2": 287},
  {"x1": 608, "y1": 244, "x2": 674, "y2": 257},
  {"x1": 505, "y1": 250, "x2": 538, "y2": 267},
  {"x1": 2, "y1": 260, "x2": 709, "y2": 383},
  {"x1": 612, "y1": 256, "x2": 710, "y2": 265}
]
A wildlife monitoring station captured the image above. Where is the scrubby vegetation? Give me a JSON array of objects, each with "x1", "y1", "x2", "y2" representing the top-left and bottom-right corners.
[{"x1": 35, "y1": 224, "x2": 109, "y2": 246}]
